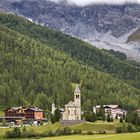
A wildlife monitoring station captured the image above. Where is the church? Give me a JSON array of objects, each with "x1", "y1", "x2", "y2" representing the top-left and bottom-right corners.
[{"x1": 62, "y1": 86, "x2": 81, "y2": 121}]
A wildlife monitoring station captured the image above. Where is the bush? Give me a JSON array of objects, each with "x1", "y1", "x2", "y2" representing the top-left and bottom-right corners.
[
  {"x1": 86, "y1": 131, "x2": 94, "y2": 135},
  {"x1": 98, "y1": 130, "x2": 106, "y2": 134},
  {"x1": 116, "y1": 126, "x2": 123, "y2": 134},
  {"x1": 40, "y1": 131, "x2": 47, "y2": 137},
  {"x1": 22, "y1": 129, "x2": 40, "y2": 138},
  {"x1": 5, "y1": 127, "x2": 21, "y2": 138},
  {"x1": 63, "y1": 127, "x2": 72, "y2": 135},
  {"x1": 22, "y1": 126, "x2": 27, "y2": 132},
  {"x1": 46, "y1": 130, "x2": 55, "y2": 137},
  {"x1": 115, "y1": 123, "x2": 136, "y2": 134},
  {"x1": 73, "y1": 129, "x2": 82, "y2": 134},
  {"x1": 55, "y1": 128, "x2": 65, "y2": 136},
  {"x1": 127, "y1": 124, "x2": 137, "y2": 133}
]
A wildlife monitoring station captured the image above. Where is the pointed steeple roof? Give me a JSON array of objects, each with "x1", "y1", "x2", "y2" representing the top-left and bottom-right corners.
[
  {"x1": 52, "y1": 102, "x2": 55, "y2": 106},
  {"x1": 74, "y1": 86, "x2": 80, "y2": 93}
]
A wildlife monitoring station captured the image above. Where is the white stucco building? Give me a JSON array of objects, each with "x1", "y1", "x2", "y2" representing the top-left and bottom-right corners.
[{"x1": 93, "y1": 105, "x2": 127, "y2": 118}]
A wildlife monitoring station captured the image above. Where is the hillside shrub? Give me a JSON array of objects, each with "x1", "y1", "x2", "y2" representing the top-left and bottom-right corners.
[
  {"x1": 86, "y1": 131, "x2": 94, "y2": 135},
  {"x1": 73, "y1": 129, "x2": 82, "y2": 134},
  {"x1": 22, "y1": 129, "x2": 40, "y2": 138},
  {"x1": 63, "y1": 127, "x2": 72, "y2": 135},
  {"x1": 5, "y1": 127, "x2": 21, "y2": 138},
  {"x1": 55, "y1": 128, "x2": 65, "y2": 136},
  {"x1": 98, "y1": 130, "x2": 106, "y2": 134}
]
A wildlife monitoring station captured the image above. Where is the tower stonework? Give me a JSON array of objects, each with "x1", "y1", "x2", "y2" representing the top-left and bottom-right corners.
[{"x1": 74, "y1": 86, "x2": 81, "y2": 120}]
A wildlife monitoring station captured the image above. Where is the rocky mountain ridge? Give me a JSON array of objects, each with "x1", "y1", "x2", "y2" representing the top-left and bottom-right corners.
[{"x1": 1, "y1": 0, "x2": 140, "y2": 61}]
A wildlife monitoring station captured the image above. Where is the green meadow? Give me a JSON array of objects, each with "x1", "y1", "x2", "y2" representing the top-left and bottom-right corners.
[
  {"x1": 0, "y1": 121, "x2": 120, "y2": 138},
  {"x1": 41, "y1": 133, "x2": 140, "y2": 140},
  {"x1": 0, "y1": 121, "x2": 140, "y2": 140}
]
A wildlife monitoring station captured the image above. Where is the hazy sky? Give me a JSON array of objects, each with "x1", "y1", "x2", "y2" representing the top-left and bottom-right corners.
[{"x1": 49, "y1": 0, "x2": 140, "y2": 6}]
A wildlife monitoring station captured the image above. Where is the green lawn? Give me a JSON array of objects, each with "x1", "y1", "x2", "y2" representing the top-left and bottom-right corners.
[
  {"x1": 0, "y1": 121, "x2": 135, "y2": 139},
  {"x1": 71, "y1": 121, "x2": 120, "y2": 133},
  {"x1": 0, "y1": 122, "x2": 61, "y2": 138},
  {"x1": 41, "y1": 133, "x2": 140, "y2": 140},
  {"x1": 0, "y1": 121, "x2": 123, "y2": 138},
  {"x1": 0, "y1": 128, "x2": 11, "y2": 139}
]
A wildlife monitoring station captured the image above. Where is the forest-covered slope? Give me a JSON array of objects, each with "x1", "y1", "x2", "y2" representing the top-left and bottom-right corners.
[
  {"x1": 0, "y1": 13, "x2": 140, "y2": 111},
  {"x1": 0, "y1": 13, "x2": 140, "y2": 89}
]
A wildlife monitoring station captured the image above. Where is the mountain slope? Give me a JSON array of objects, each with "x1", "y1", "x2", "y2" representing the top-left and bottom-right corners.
[
  {"x1": 0, "y1": 13, "x2": 140, "y2": 89},
  {"x1": 0, "y1": 13, "x2": 140, "y2": 111},
  {"x1": 128, "y1": 28, "x2": 140, "y2": 42},
  {"x1": 1, "y1": 0, "x2": 140, "y2": 60}
]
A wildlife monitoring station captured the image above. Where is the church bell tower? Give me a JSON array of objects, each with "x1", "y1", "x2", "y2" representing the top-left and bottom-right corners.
[
  {"x1": 74, "y1": 86, "x2": 81, "y2": 120},
  {"x1": 74, "y1": 86, "x2": 81, "y2": 107}
]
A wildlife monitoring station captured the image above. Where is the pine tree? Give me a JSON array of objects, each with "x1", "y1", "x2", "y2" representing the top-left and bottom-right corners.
[{"x1": 54, "y1": 108, "x2": 61, "y2": 122}]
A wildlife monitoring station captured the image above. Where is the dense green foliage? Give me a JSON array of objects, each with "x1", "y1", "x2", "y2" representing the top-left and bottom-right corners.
[
  {"x1": 83, "y1": 112, "x2": 97, "y2": 122},
  {"x1": 116, "y1": 124, "x2": 138, "y2": 134},
  {"x1": 103, "y1": 49, "x2": 127, "y2": 60},
  {"x1": 125, "y1": 112, "x2": 140, "y2": 126},
  {"x1": 5, "y1": 127, "x2": 21, "y2": 138},
  {"x1": 0, "y1": 13, "x2": 140, "y2": 89},
  {"x1": 51, "y1": 109, "x2": 62, "y2": 123},
  {"x1": 0, "y1": 13, "x2": 140, "y2": 112}
]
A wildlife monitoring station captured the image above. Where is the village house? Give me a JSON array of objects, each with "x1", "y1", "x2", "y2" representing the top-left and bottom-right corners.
[
  {"x1": 24, "y1": 107, "x2": 44, "y2": 120},
  {"x1": 4, "y1": 106, "x2": 44, "y2": 124},
  {"x1": 93, "y1": 105, "x2": 127, "y2": 118}
]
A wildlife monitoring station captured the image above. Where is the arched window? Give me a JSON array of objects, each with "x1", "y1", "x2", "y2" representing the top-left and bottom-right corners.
[{"x1": 76, "y1": 95, "x2": 79, "y2": 99}]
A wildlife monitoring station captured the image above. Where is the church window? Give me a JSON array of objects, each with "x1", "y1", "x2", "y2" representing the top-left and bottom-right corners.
[{"x1": 76, "y1": 95, "x2": 79, "y2": 99}]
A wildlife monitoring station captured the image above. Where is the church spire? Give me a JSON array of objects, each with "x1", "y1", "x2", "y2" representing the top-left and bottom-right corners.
[
  {"x1": 51, "y1": 102, "x2": 56, "y2": 115},
  {"x1": 74, "y1": 86, "x2": 80, "y2": 93}
]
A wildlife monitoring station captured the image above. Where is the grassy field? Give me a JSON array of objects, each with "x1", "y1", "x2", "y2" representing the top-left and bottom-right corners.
[
  {"x1": 41, "y1": 133, "x2": 140, "y2": 140},
  {"x1": 0, "y1": 122, "x2": 61, "y2": 138},
  {"x1": 0, "y1": 121, "x2": 123, "y2": 138},
  {"x1": 71, "y1": 121, "x2": 121, "y2": 133},
  {"x1": 0, "y1": 121, "x2": 134, "y2": 139}
]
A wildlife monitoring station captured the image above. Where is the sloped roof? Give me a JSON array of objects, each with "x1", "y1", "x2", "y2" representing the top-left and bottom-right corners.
[
  {"x1": 74, "y1": 86, "x2": 80, "y2": 93},
  {"x1": 93, "y1": 105, "x2": 120, "y2": 109},
  {"x1": 28, "y1": 107, "x2": 44, "y2": 112},
  {"x1": 25, "y1": 106, "x2": 44, "y2": 112},
  {"x1": 66, "y1": 101, "x2": 76, "y2": 107},
  {"x1": 4, "y1": 106, "x2": 44, "y2": 112},
  {"x1": 4, "y1": 106, "x2": 25, "y2": 111}
]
